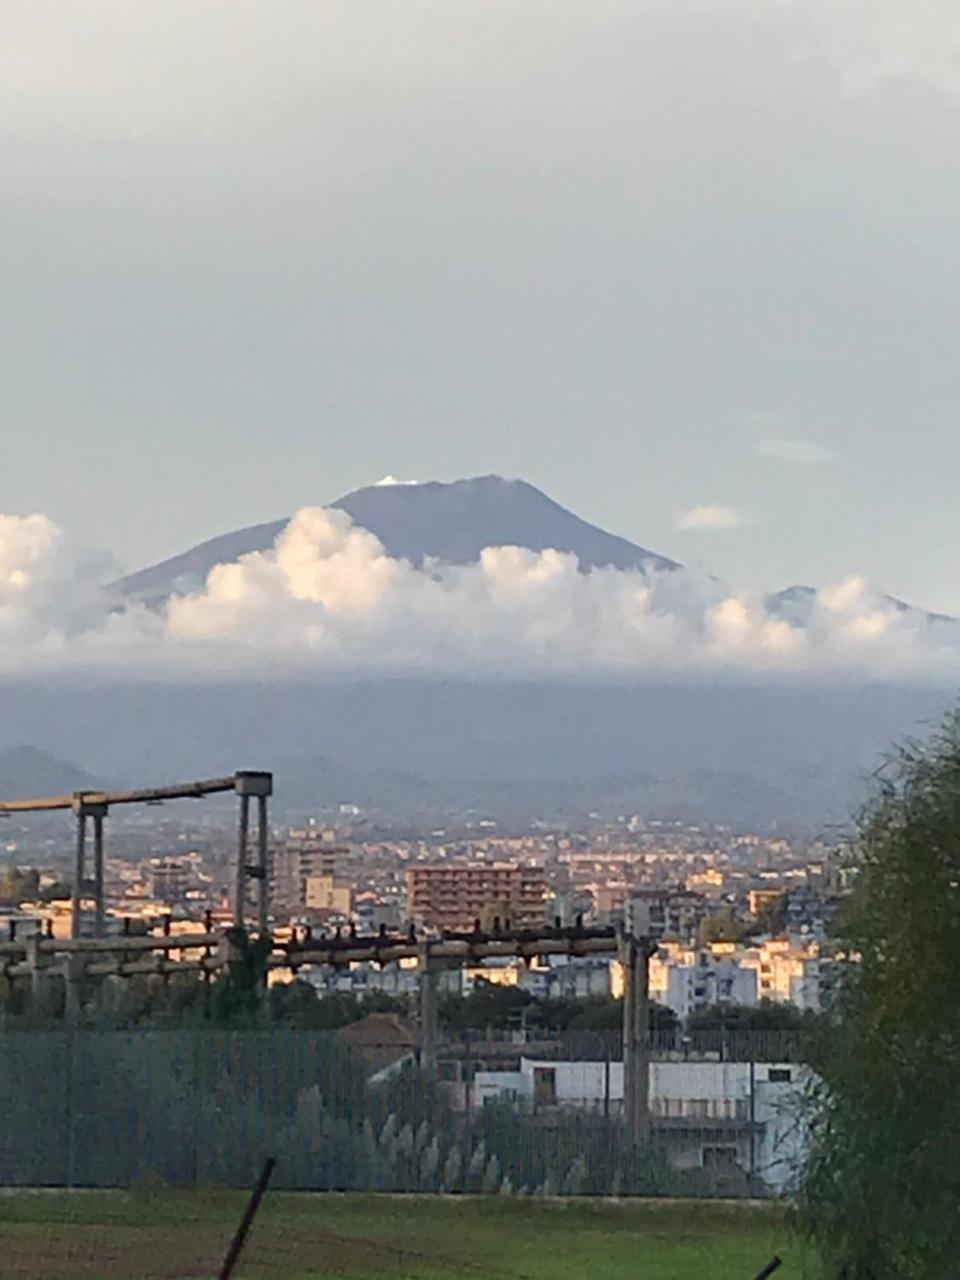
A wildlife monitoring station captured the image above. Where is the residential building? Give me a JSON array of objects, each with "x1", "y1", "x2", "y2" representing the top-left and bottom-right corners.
[
  {"x1": 406, "y1": 863, "x2": 548, "y2": 933},
  {"x1": 303, "y1": 875, "x2": 352, "y2": 915},
  {"x1": 472, "y1": 1057, "x2": 807, "y2": 1192},
  {"x1": 273, "y1": 827, "x2": 356, "y2": 909}
]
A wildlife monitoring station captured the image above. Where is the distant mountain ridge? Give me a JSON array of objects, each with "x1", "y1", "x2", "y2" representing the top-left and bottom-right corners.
[
  {"x1": 768, "y1": 584, "x2": 954, "y2": 628},
  {"x1": 0, "y1": 746, "x2": 104, "y2": 800},
  {"x1": 116, "y1": 475, "x2": 679, "y2": 602},
  {"x1": 115, "y1": 473, "x2": 954, "y2": 626}
]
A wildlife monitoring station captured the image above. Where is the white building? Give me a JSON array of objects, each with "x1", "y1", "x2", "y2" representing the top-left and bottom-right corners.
[
  {"x1": 740, "y1": 940, "x2": 822, "y2": 1011},
  {"x1": 648, "y1": 938, "x2": 824, "y2": 1017},
  {"x1": 473, "y1": 1057, "x2": 807, "y2": 1192},
  {"x1": 649, "y1": 945, "x2": 758, "y2": 1018}
]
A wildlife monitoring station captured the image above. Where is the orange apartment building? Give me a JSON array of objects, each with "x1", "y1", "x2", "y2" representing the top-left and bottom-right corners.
[{"x1": 406, "y1": 863, "x2": 548, "y2": 932}]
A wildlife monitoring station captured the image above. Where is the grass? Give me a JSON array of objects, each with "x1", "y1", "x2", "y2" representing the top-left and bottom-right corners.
[{"x1": 0, "y1": 1190, "x2": 808, "y2": 1279}]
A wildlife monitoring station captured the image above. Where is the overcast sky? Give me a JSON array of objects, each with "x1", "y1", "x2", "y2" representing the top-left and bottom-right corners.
[{"x1": 3, "y1": 1, "x2": 960, "y2": 610}]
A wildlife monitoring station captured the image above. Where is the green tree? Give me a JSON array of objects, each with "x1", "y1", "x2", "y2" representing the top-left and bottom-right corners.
[
  {"x1": 267, "y1": 982, "x2": 406, "y2": 1029},
  {"x1": 209, "y1": 928, "x2": 272, "y2": 1026},
  {"x1": 439, "y1": 980, "x2": 532, "y2": 1031},
  {"x1": 0, "y1": 866, "x2": 40, "y2": 902},
  {"x1": 799, "y1": 711, "x2": 960, "y2": 1279},
  {"x1": 753, "y1": 894, "x2": 787, "y2": 936},
  {"x1": 697, "y1": 906, "x2": 744, "y2": 945},
  {"x1": 686, "y1": 1000, "x2": 816, "y2": 1034}
]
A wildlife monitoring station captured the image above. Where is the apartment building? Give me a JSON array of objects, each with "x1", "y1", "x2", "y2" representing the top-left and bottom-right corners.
[
  {"x1": 303, "y1": 874, "x2": 353, "y2": 915},
  {"x1": 740, "y1": 938, "x2": 822, "y2": 1010},
  {"x1": 647, "y1": 937, "x2": 824, "y2": 1016},
  {"x1": 273, "y1": 826, "x2": 356, "y2": 910},
  {"x1": 406, "y1": 862, "x2": 548, "y2": 932}
]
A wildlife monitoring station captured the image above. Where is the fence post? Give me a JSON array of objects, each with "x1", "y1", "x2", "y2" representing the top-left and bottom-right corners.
[
  {"x1": 65, "y1": 1025, "x2": 76, "y2": 1189},
  {"x1": 462, "y1": 1029, "x2": 473, "y2": 1188},
  {"x1": 749, "y1": 1052, "x2": 757, "y2": 1188},
  {"x1": 25, "y1": 931, "x2": 48, "y2": 1014},
  {"x1": 64, "y1": 954, "x2": 86, "y2": 1026},
  {"x1": 418, "y1": 944, "x2": 438, "y2": 1075}
]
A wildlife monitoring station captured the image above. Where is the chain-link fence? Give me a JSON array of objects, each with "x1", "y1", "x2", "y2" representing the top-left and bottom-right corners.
[{"x1": 0, "y1": 1028, "x2": 809, "y2": 1197}]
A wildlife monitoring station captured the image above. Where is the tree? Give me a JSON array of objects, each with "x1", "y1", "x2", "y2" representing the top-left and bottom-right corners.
[
  {"x1": 267, "y1": 983, "x2": 406, "y2": 1029},
  {"x1": 0, "y1": 866, "x2": 40, "y2": 903},
  {"x1": 752, "y1": 894, "x2": 787, "y2": 937},
  {"x1": 209, "y1": 928, "x2": 272, "y2": 1026},
  {"x1": 799, "y1": 711, "x2": 960, "y2": 1279},
  {"x1": 697, "y1": 906, "x2": 744, "y2": 945},
  {"x1": 686, "y1": 1000, "x2": 816, "y2": 1034},
  {"x1": 439, "y1": 980, "x2": 532, "y2": 1031}
]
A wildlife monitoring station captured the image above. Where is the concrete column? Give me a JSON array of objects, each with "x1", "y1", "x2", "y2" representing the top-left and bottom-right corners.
[
  {"x1": 63, "y1": 954, "x2": 86, "y2": 1025},
  {"x1": 620, "y1": 933, "x2": 651, "y2": 1147},
  {"x1": 234, "y1": 794, "x2": 250, "y2": 928},
  {"x1": 636, "y1": 944, "x2": 651, "y2": 1139},
  {"x1": 620, "y1": 932, "x2": 636, "y2": 1136},
  {"x1": 25, "y1": 931, "x2": 48, "y2": 1013},
  {"x1": 233, "y1": 773, "x2": 273, "y2": 931},
  {"x1": 217, "y1": 925, "x2": 250, "y2": 996},
  {"x1": 257, "y1": 793, "x2": 269, "y2": 937},
  {"x1": 72, "y1": 808, "x2": 87, "y2": 940},
  {"x1": 72, "y1": 794, "x2": 109, "y2": 940},
  {"x1": 92, "y1": 809, "x2": 107, "y2": 938},
  {"x1": 419, "y1": 944, "x2": 438, "y2": 1075}
]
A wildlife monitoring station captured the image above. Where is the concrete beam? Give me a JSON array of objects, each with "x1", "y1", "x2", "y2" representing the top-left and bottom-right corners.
[{"x1": 234, "y1": 771, "x2": 273, "y2": 798}]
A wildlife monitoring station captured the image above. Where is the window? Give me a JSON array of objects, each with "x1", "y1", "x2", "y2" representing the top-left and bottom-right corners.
[
  {"x1": 702, "y1": 1146, "x2": 739, "y2": 1169},
  {"x1": 533, "y1": 1067, "x2": 557, "y2": 1107},
  {"x1": 768, "y1": 1068, "x2": 793, "y2": 1083}
]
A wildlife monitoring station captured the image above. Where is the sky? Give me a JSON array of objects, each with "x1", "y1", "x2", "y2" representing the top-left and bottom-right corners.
[{"x1": 3, "y1": 0, "x2": 960, "y2": 617}]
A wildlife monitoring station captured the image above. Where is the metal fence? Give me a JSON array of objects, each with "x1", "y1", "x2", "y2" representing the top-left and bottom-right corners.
[{"x1": 0, "y1": 1028, "x2": 808, "y2": 1197}]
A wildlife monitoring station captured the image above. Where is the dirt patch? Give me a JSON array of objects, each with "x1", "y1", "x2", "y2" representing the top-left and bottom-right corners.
[
  {"x1": 0, "y1": 1222, "x2": 436, "y2": 1279},
  {"x1": 0, "y1": 1224, "x2": 225, "y2": 1278}
]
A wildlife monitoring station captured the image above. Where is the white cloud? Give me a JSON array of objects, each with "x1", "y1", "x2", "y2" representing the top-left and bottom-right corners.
[
  {"x1": 677, "y1": 505, "x2": 743, "y2": 531},
  {"x1": 756, "y1": 439, "x2": 838, "y2": 465},
  {"x1": 374, "y1": 476, "x2": 420, "y2": 487},
  {"x1": 0, "y1": 506, "x2": 956, "y2": 684}
]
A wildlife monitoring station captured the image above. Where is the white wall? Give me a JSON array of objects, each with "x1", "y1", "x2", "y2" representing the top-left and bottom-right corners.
[{"x1": 472, "y1": 1058, "x2": 808, "y2": 1191}]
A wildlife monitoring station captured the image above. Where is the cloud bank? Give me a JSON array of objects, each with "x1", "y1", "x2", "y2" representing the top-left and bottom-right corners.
[{"x1": 0, "y1": 507, "x2": 956, "y2": 685}]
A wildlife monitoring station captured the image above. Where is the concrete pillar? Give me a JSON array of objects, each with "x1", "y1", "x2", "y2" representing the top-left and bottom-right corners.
[
  {"x1": 234, "y1": 773, "x2": 273, "y2": 931},
  {"x1": 620, "y1": 932, "x2": 636, "y2": 1134},
  {"x1": 72, "y1": 807, "x2": 87, "y2": 940},
  {"x1": 92, "y1": 808, "x2": 107, "y2": 937},
  {"x1": 419, "y1": 944, "x2": 438, "y2": 1075},
  {"x1": 63, "y1": 954, "x2": 86, "y2": 1025},
  {"x1": 620, "y1": 932, "x2": 651, "y2": 1147},
  {"x1": 257, "y1": 793, "x2": 269, "y2": 937},
  {"x1": 25, "y1": 931, "x2": 48, "y2": 1013},
  {"x1": 71, "y1": 794, "x2": 109, "y2": 939},
  {"x1": 234, "y1": 794, "x2": 250, "y2": 928}
]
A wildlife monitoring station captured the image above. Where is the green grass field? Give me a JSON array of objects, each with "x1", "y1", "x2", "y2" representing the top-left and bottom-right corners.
[{"x1": 0, "y1": 1191, "x2": 809, "y2": 1280}]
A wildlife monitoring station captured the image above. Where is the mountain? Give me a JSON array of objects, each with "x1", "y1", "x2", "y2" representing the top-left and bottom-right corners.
[
  {"x1": 116, "y1": 475, "x2": 679, "y2": 601},
  {"x1": 768, "y1": 585, "x2": 955, "y2": 627},
  {"x1": 0, "y1": 745, "x2": 104, "y2": 801}
]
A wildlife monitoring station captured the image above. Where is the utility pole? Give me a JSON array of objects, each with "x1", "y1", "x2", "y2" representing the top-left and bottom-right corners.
[
  {"x1": 620, "y1": 903, "x2": 653, "y2": 1149},
  {"x1": 419, "y1": 944, "x2": 438, "y2": 1075}
]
